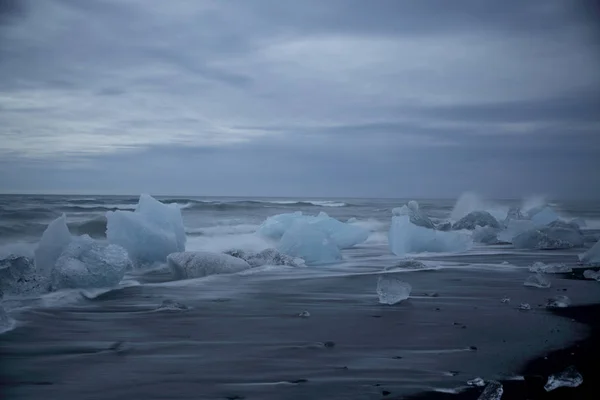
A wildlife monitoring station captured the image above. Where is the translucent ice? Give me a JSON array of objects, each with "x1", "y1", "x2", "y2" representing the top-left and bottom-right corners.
[
  {"x1": 583, "y1": 269, "x2": 600, "y2": 281},
  {"x1": 34, "y1": 214, "x2": 72, "y2": 276},
  {"x1": 389, "y1": 215, "x2": 472, "y2": 256},
  {"x1": 0, "y1": 255, "x2": 49, "y2": 296},
  {"x1": 513, "y1": 227, "x2": 583, "y2": 250},
  {"x1": 310, "y1": 212, "x2": 369, "y2": 249},
  {"x1": 256, "y1": 212, "x2": 303, "y2": 239},
  {"x1": 377, "y1": 275, "x2": 411, "y2": 305},
  {"x1": 497, "y1": 219, "x2": 535, "y2": 243},
  {"x1": 392, "y1": 201, "x2": 435, "y2": 229},
  {"x1": 51, "y1": 235, "x2": 131, "y2": 290},
  {"x1": 106, "y1": 194, "x2": 186, "y2": 267},
  {"x1": 277, "y1": 222, "x2": 341, "y2": 265},
  {"x1": 529, "y1": 262, "x2": 572, "y2": 274},
  {"x1": 546, "y1": 295, "x2": 570, "y2": 308},
  {"x1": 544, "y1": 366, "x2": 583, "y2": 391},
  {"x1": 530, "y1": 206, "x2": 559, "y2": 227},
  {"x1": 452, "y1": 211, "x2": 500, "y2": 230},
  {"x1": 473, "y1": 226, "x2": 500, "y2": 244},
  {"x1": 524, "y1": 273, "x2": 551, "y2": 288},
  {"x1": 579, "y1": 240, "x2": 600, "y2": 266},
  {"x1": 477, "y1": 381, "x2": 503, "y2": 400},
  {"x1": 167, "y1": 251, "x2": 251, "y2": 280}
]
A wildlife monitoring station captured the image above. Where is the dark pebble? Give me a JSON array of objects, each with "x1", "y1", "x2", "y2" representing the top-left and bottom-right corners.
[
  {"x1": 324, "y1": 341, "x2": 335, "y2": 348},
  {"x1": 382, "y1": 390, "x2": 391, "y2": 396},
  {"x1": 469, "y1": 346, "x2": 478, "y2": 351},
  {"x1": 288, "y1": 379, "x2": 308, "y2": 384}
]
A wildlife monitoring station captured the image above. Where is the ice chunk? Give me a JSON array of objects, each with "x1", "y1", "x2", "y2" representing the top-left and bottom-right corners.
[
  {"x1": 0, "y1": 255, "x2": 49, "y2": 296},
  {"x1": 544, "y1": 366, "x2": 583, "y2": 391},
  {"x1": 51, "y1": 235, "x2": 131, "y2": 290},
  {"x1": 389, "y1": 215, "x2": 472, "y2": 256},
  {"x1": 529, "y1": 262, "x2": 572, "y2": 274},
  {"x1": 579, "y1": 240, "x2": 600, "y2": 265},
  {"x1": 310, "y1": 212, "x2": 369, "y2": 249},
  {"x1": 247, "y1": 248, "x2": 304, "y2": 268},
  {"x1": 451, "y1": 192, "x2": 508, "y2": 222},
  {"x1": 583, "y1": 269, "x2": 600, "y2": 281},
  {"x1": 167, "y1": 251, "x2": 251, "y2": 280},
  {"x1": 156, "y1": 299, "x2": 188, "y2": 311},
  {"x1": 277, "y1": 222, "x2": 341, "y2": 265},
  {"x1": 256, "y1": 212, "x2": 303, "y2": 239},
  {"x1": 497, "y1": 219, "x2": 535, "y2": 243},
  {"x1": 386, "y1": 259, "x2": 428, "y2": 270},
  {"x1": 106, "y1": 195, "x2": 185, "y2": 267},
  {"x1": 452, "y1": 211, "x2": 501, "y2": 230},
  {"x1": 298, "y1": 311, "x2": 310, "y2": 318},
  {"x1": 436, "y1": 221, "x2": 452, "y2": 231},
  {"x1": 530, "y1": 206, "x2": 559, "y2": 227},
  {"x1": 377, "y1": 275, "x2": 411, "y2": 305},
  {"x1": 546, "y1": 295, "x2": 570, "y2": 308},
  {"x1": 34, "y1": 214, "x2": 72, "y2": 276},
  {"x1": 519, "y1": 303, "x2": 531, "y2": 310},
  {"x1": 392, "y1": 201, "x2": 435, "y2": 229},
  {"x1": 524, "y1": 273, "x2": 551, "y2": 288},
  {"x1": 473, "y1": 226, "x2": 500, "y2": 244},
  {"x1": 477, "y1": 381, "x2": 503, "y2": 400},
  {"x1": 513, "y1": 227, "x2": 583, "y2": 250},
  {"x1": 467, "y1": 377, "x2": 486, "y2": 387}
]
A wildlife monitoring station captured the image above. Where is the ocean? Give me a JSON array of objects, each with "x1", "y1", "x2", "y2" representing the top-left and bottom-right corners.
[{"x1": 1, "y1": 194, "x2": 600, "y2": 399}]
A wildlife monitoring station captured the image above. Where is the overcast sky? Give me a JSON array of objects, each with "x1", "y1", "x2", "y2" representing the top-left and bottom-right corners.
[{"x1": 1, "y1": 0, "x2": 599, "y2": 198}]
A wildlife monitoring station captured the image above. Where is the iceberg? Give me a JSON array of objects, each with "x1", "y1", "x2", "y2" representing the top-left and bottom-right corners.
[
  {"x1": 0, "y1": 255, "x2": 49, "y2": 296},
  {"x1": 386, "y1": 259, "x2": 428, "y2": 270},
  {"x1": 392, "y1": 201, "x2": 435, "y2": 229},
  {"x1": 544, "y1": 366, "x2": 583, "y2": 392},
  {"x1": 256, "y1": 212, "x2": 303, "y2": 240},
  {"x1": 277, "y1": 222, "x2": 341, "y2": 265},
  {"x1": 524, "y1": 273, "x2": 551, "y2": 288},
  {"x1": 389, "y1": 215, "x2": 472, "y2": 256},
  {"x1": 167, "y1": 251, "x2": 251, "y2": 280},
  {"x1": 452, "y1": 211, "x2": 501, "y2": 230},
  {"x1": 579, "y1": 240, "x2": 600, "y2": 265},
  {"x1": 310, "y1": 212, "x2": 369, "y2": 249},
  {"x1": 106, "y1": 194, "x2": 186, "y2": 267},
  {"x1": 34, "y1": 214, "x2": 72, "y2": 276},
  {"x1": 376, "y1": 275, "x2": 411, "y2": 305},
  {"x1": 51, "y1": 235, "x2": 131, "y2": 290}
]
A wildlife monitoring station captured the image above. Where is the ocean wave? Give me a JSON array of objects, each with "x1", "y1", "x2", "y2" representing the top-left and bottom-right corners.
[
  {"x1": 185, "y1": 224, "x2": 260, "y2": 236},
  {"x1": 181, "y1": 199, "x2": 351, "y2": 211}
]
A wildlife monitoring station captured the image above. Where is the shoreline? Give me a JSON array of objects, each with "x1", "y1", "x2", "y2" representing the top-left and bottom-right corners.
[{"x1": 407, "y1": 303, "x2": 600, "y2": 400}]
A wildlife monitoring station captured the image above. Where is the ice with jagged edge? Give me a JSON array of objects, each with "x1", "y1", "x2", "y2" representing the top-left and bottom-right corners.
[
  {"x1": 524, "y1": 273, "x2": 551, "y2": 288},
  {"x1": 580, "y1": 240, "x2": 600, "y2": 266},
  {"x1": 168, "y1": 251, "x2": 251, "y2": 280},
  {"x1": 512, "y1": 227, "x2": 583, "y2": 250},
  {"x1": 389, "y1": 215, "x2": 472, "y2": 256},
  {"x1": 452, "y1": 211, "x2": 500, "y2": 230},
  {"x1": 0, "y1": 255, "x2": 49, "y2": 296},
  {"x1": 377, "y1": 275, "x2": 411, "y2": 305},
  {"x1": 392, "y1": 200, "x2": 436, "y2": 229},
  {"x1": 107, "y1": 194, "x2": 186, "y2": 267},
  {"x1": 477, "y1": 381, "x2": 503, "y2": 400},
  {"x1": 277, "y1": 222, "x2": 341, "y2": 265},
  {"x1": 34, "y1": 214, "x2": 72, "y2": 277},
  {"x1": 544, "y1": 366, "x2": 583, "y2": 391},
  {"x1": 529, "y1": 262, "x2": 572, "y2": 274},
  {"x1": 583, "y1": 269, "x2": 600, "y2": 281},
  {"x1": 256, "y1": 211, "x2": 304, "y2": 240},
  {"x1": 225, "y1": 248, "x2": 305, "y2": 268}
]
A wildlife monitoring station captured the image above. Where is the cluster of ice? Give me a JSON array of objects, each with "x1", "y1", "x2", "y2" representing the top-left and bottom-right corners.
[
  {"x1": 225, "y1": 248, "x2": 304, "y2": 268},
  {"x1": 106, "y1": 194, "x2": 186, "y2": 267},
  {"x1": 389, "y1": 215, "x2": 472, "y2": 256},
  {"x1": 277, "y1": 222, "x2": 341, "y2": 265},
  {"x1": 32, "y1": 215, "x2": 131, "y2": 290},
  {"x1": 529, "y1": 262, "x2": 572, "y2": 274},
  {"x1": 387, "y1": 259, "x2": 428, "y2": 270},
  {"x1": 376, "y1": 275, "x2": 411, "y2": 305},
  {"x1": 51, "y1": 235, "x2": 131, "y2": 290},
  {"x1": 579, "y1": 240, "x2": 600, "y2": 265},
  {"x1": 167, "y1": 251, "x2": 251, "y2": 280},
  {"x1": 392, "y1": 201, "x2": 435, "y2": 229},
  {"x1": 452, "y1": 211, "x2": 501, "y2": 230},
  {"x1": 0, "y1": 255, "x2": 49, "y2": 296},
  {"x1": 524, "y1": 273, "x2": 551, "y2": 288},
  {"x1": 544, "y1": 366, "x2": 583, "y2": 392}
]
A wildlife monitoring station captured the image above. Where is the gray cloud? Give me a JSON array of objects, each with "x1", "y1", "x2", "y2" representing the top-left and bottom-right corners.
[{"x1": 0, "y1": 0, "x2": 599, "y2": 198}]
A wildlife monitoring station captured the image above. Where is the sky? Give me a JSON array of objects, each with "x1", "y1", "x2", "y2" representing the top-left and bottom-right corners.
[{"x1": 0, "y1": 0, "x2": 599, "y2": 199}]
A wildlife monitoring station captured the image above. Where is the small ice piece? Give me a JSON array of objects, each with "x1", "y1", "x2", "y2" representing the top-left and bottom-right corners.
[
  {"x1": 51, "y1": 235, "x2": 131, "y2": 290},
  {"x1": 157, "y1": 299, "x2": 188, "y2": 311},
  {"x1": 529, "y1": 262, "x2": 572, "y2": 274},
  {"x1": 277, "y1": 222, "x2": 341, "y2": 265},
  {"x1": 389, "y1": 215, "x2": 472, "y2": 256},
  {"x1": 467, "y1": 377, "x2": 486, "y2": 387},
  {"x1": 298, "y1": 311, "x2": 310, "y2": 318},
  {"x1": 34, "y1": 214, "x2": 72, "y2": 277},
  {"x1": 546, "y1": 295, "x2": 570, "y2": 309},
  {"x1": 524, "y1": 273, "x2": 551, "y2": 288},
  {"x1": 519, "y1": 303, "x2": 531, "y2": 310},
  {"x1": 501, "y1": 297, "x2": 510, "y2": 304},
  {"x1": 497, "y1": 219, "x2": 535, "y2": 243},
  {"x1": 583, "y1": 269, "x2": 600, "y2": 281},
  {"x1": 530, "y1": 206, "x2": 560, "y2": 227},
  {"x1": 256, "y1": 212, "x2": 304, "y2": 239},
  {"x1": 477, "y1": 381, "x2": 503, "y2": 400},
  {"x1": 544, "y1": 366, "x2": 583, "y2": 392},
  {"x1": 244, "y1": 248, "x2": 304, "y2": 268},
  {"x1": 167, "y1": 251, "x2": 251, "y2": 280},
  {"x1": 579, "y1": 240, "x2": 600, "y2": 266},
  {"x1": 376, "y1": 275, "x2": 411, "y2": 305},
  {"x1": 501, "y1": 261, "x2": 509, "y2": 265},
  {"x1": 452, "y1": 211, "x2": 501, "y2": 230}
]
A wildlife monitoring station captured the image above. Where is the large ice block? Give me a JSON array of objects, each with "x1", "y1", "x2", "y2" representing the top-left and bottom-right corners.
[
  {"x1": 277, "y1": 222, "x2": 341, "y2": 265},
  {"x1": 34, "y1": 214, "x2": 72, "y2": 276}
]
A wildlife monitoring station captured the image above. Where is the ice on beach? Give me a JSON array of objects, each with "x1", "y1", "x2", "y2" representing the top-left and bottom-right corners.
[
  {"x1": 167, "y1": 251, "x2": 251, "y2": 280},
  {"x1": 529, "y1": 262, "x2": 572, "y2": 274},
  {"x1": 107, "y1": 194, "x2": 186, "y2": 267},
  {"x1": 389, "y1": 215, "x2": 472, "y2": 256},
  {"x1": 240, "y1": 248, "x2": 304, "y2": 268},
  {"x1": 0, "y1": 255, "x2": 49, "y2": 296},
  {"x1": 34, "y1": 214, "x2": 72, "y2": 276},
  {"x1": 467, "y1": 377, "x2": 486, "y2": 387},
  {"x1": 513, "y1": 227, "x2": 583, "y2": 250},
  {"x1": 277, "y1": 222, "x2": 341, "y2": 265},
  {"x1": 477, "y1": 381, "x2": 503, "y2": 400},
  {"x1": 376, "y1": 275, "x2": 411, "y2": 305},
  {"x1": 452, "y1": 211, "x2": 501, "y2": 230},
  {"x1": 519, "y1": 303, "x2": 531, "y2": 310},
  {"x1": 451, "y1": 192, "x2": 508, "y2": 222},
  {"x1": 546, "y1": 295, "x2": 570, "y2": 308},
  {"x1": 497, "y1": 219, "x2": 535, "y2": 243},
  {"x1": 473, "y1": 226, "x2": 500, "y2": 244},
  {"x1": 310, "y1": 212, "x2": 369, "y2": 249},
  {"x1": 583, "y1": 269, "x2": 600, "y2": 281},
  {"x1": 579, "y1": 240, "x2": 600, "y2": 265},
  {"x1": 51, "y1": 235, "x2": 131, "y2": 290},
  {"x1": 544, "y1": 366, "x2": 583, "y2": 392},
  {"x1": 392, "y1": 201, "x2": 436, "y2": 229},
  {"x1": 256, "y1": 212, "x2": 303, "y2": 240},
  {"x1": 524, "y1": 273, "x2": 551, "y2": 288},
  {"x1": 530, "y1": 206, "x2": 560, "y2": 227}
]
